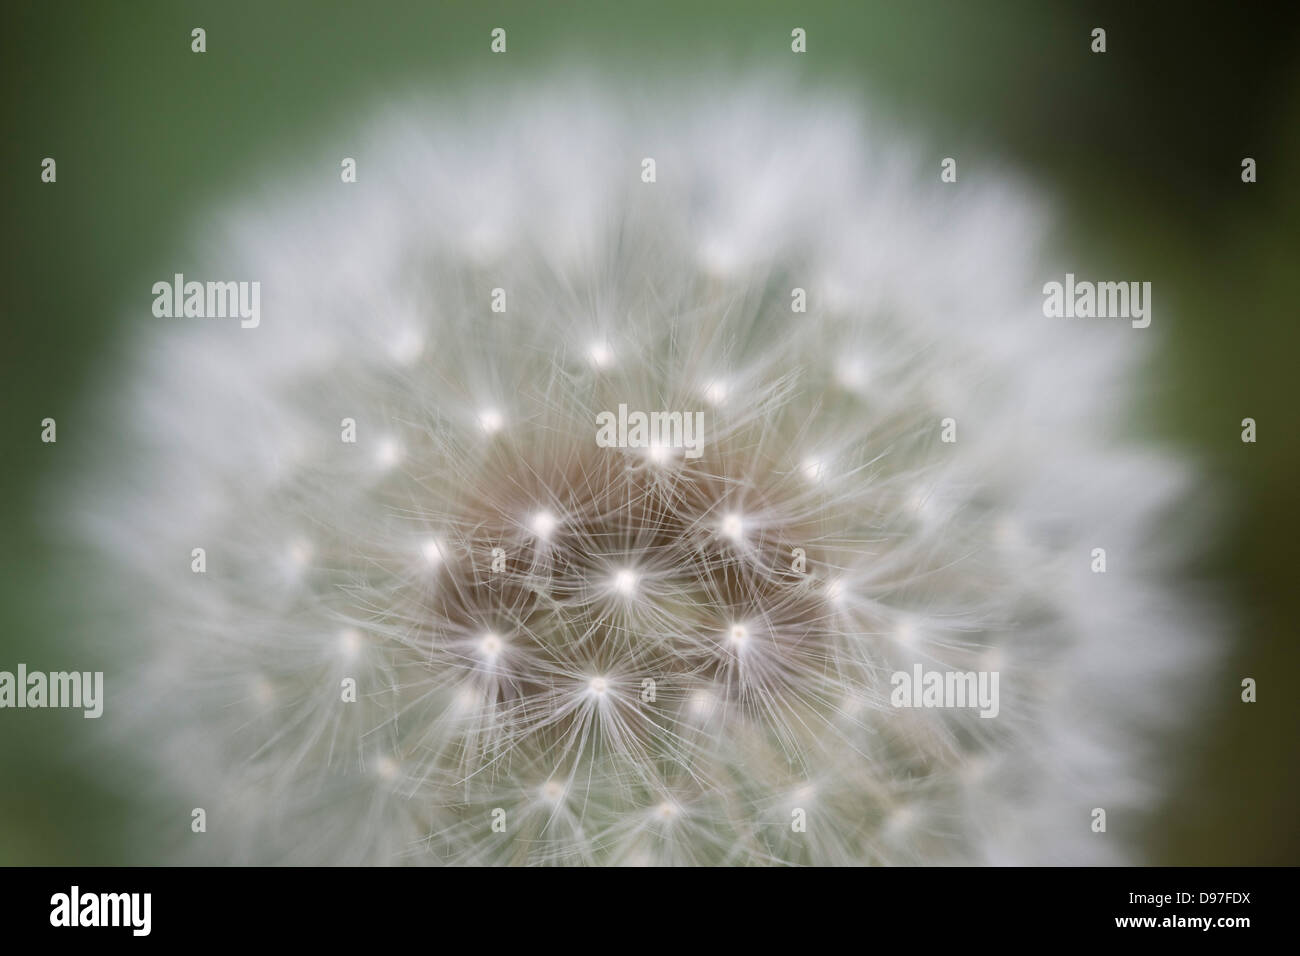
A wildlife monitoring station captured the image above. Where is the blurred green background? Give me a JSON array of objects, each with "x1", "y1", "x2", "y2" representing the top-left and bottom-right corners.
[{"x1": 2, "y1": 0, "x2": 1296, "y2": 864}]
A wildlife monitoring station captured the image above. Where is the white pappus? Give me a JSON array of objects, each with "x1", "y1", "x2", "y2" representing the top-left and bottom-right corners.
[{"x1": 68, "y1": 77, "x2": 1212, "y2": 866}]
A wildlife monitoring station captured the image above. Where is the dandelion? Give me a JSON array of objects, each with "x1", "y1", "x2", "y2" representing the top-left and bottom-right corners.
[{"x1": 74, "y1": 78, "x2": 1209, "y2": 865}]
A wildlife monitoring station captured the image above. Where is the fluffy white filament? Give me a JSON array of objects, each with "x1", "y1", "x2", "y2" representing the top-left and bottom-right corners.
[{"x1": 75, "y1": 78, "x2": 1208, "y2": 866}]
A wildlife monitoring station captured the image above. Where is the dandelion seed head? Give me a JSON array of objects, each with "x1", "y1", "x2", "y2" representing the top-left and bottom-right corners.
[
  {"x1": 375, "y1": 436, "x2": 403, "y2": 469},
  {"x1": 338, "y1": 628, "x2": 362, "y2": 660},
  {"x1": 611, "y1": 568, "x2": 638, "y2": 597},
  {"x1": 825, "y1": 578, "x2": 848, "y2": 608},
  {"x1": 389, "y1": 329, "x2": 424, "y2": 365},
  {"x1": 892, "y1": 615, "x2": 918, "y2": 647},
  {"x1": 643, "y1": 439, "x2": 676, "y2": 467},
  {"x1": 478, "y1": 632, "x2": 504, "y2": 661},
  {"x1": 587, "y1": 340, "x2": 614, "y2": 369},
  {"x1": 452, "y1": 685, "x2": 480, "y2": 714},
  {"x1": 719, "y1": 511, "x2": 745, "y2": 543},
  {"x1": 835, "y1": 356, "x2": 868, "y2": 391},
  {"x1": 801, "y1": 456, "x2": 827, "y2": 483},
  {"x1": 529, "y1": 509, "x2": 558, "y2": 540},
  {"x1": 540, "y1": 780, "x2": 565, "y2": 804},
  {"x1": 251, "y1": 676, "x2": 275, "y2": 708},
  {"x1": 420, "y1": 537, "x2": 446, "y2": 566},
  {"x1": 702, "y1": 378, "x2": 728, "y2": 406},
  {"x1": 688, "y1": 689, "x2": 718, "y2": 719},
  {"x1": 73, "y1": 78, "x2": 1212, "y2": 866}
]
